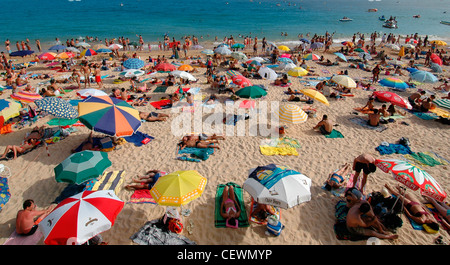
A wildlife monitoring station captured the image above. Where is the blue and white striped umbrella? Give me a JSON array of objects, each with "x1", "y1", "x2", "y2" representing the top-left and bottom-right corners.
[
  {"x1": 35, "y1": 97, "x2": 78, "y2": 119},
  {"x1": 123, "y1": 58, "x2": 145, "y2": 69}
]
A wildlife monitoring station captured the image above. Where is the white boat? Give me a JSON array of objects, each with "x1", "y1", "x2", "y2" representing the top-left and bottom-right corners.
[
  {"x1": 383, "y1": 20, "x2": 398, "y2": 29},
  {"x1": 339, "y1": 17, "x2": 353, "y2": 22}
]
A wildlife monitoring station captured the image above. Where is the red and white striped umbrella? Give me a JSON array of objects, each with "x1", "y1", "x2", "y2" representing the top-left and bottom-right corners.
[{"x1": 39, "y1": 190, "x2": 124, "y2": 245}]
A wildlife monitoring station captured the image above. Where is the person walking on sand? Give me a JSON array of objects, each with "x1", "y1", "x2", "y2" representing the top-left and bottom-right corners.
[
  {"x1": 351, "y1": 153, "x2": 377, "y2": 193},
  {"x1": 16, "y1": 199, "x2": 55, "y2": 236},
  {"x1": 81, "y1": 60, "x2": 91, "y2": 88}
]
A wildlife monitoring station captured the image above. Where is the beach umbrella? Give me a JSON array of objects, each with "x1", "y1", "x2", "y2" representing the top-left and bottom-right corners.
[
  {"x1": 35, "y1": 97, "x2": 78, "y2": 119},
  {"x1": 331, "y1": 75, "x2": 356, "y2": 88},
  {"x1": 66, "y1": 47, "x2": 80, "y2": 53},
  {"x1": 276, "y1": 104, "x2": 308, "y2": 124},
  {"x1": 38, "y1": 52, "x2": 57, "y2": 60},
  {"x1": 278, "y1": 45, "x2": 290, "y2": 52},
  {"x1": 406, "y1": 68, "x2": 419, "y2": 73},
  {"x1": 299, "y1": 89, "x2": 329, "y2": 106},
  {"x1": 248, "y1": 60, "x2": 261, "y2": 66},
  {"x1": 287, "y1": 67, "x2": 308, "y2": 77},
  {"x1": 430, "y1": 54, "x2": 443, "y2": 66},
  {"x1": 118, "y1": 69, "x2": 145, "y2": 78},
  {"x1": 235, "y1": 85, "x2": 267, "y2": 98},
  {"x1": 300, "y1": 38, "x2": 310, "y2": 44},
  {"x1": 430, "y1": 40, "x2": 447, "y2": 46},
  {"x1": 54, "y1": 150, "x2": 111, "y2": 184},
  {"x1": 239, "y1": 99, "x2": 256, "y2": 109},
  {"x1": 0, "y1": 99, "x2": 21, "y2": 121},
  {"x1": 49, "y1": 45, "x2": 67, "y2": 51},
  {"x1": 231, "y1": 51, "x2": 247, "y2": 61},
  {"x1": 56, "y1": 52, "x2": 76, "y2": 59},
  {"x1": 334, "y1": 52, "x2": 347, "y2": 62},
  {"x1": 39, "y1": 190, "x2": 124, "y2": 245},
  {"x1": 10, "y1": 50, "x2": 35, "y2": 62},
  {"x1": 243, "y1": 164, "x2": 312, "y2": 209},
  {"x1": 231, "y1": 43, "x2": 245, "y2": 49},
  {"x1": 10, "y1": 91, "x2": 42, "y2": 103},
  {"x1": 258, "y1": 66, "x2": 278, "y2": 81},
  {"x1": 378, "y1": 77, "x2": 409, "y2": 90},
  {"x1": 149, "y1": 170, "x2": 207, "y2": 207},
  {"x1": 409, "y1": 70, "x2": 438, "y2": 83},
  {"x1": 108, "y1": 44, "x2": 123, "y2": 50},
  {"x1": 247, "y1": 57, "x2": 265, "y2": 63},
  {"x1": 359, "y1": 52, "x2": 372, "y2": 60},
  {"x1": 217, "y1": 43, "x2": 229, "y2": 48},
  {"x1": 277, "y1": 57, "x2": 294, "y2": 64},
  {"x1": 192, "y1": 44, "x2": 203, "y2": 50},
  {"x1": 78, "y1": 96, "x2": 141, "y2": 137},
  {"x1": 214, "y1": 46, "x2": 232, "y2": 55},
  {"x1": 385, "y1": 44, "x2": 400, "y2": 51},
  {"x1": 226, "y1": 70, "x2": 240, "y2": 77},
  {"x1": 403, "y1": 44, "x2": 415, "y2": 49},
  {"x1": 93, "y1": 44, "x2": 108, "y2": 50},
  {"x1": 171, "y1": 70, "x2": 196, "y2": 81},
  {"x1": 372, "y1": 91, "x2": 412, "y2": 109},
  {"x1": 375, "y1": 159, "x2": 447, "y2": 202},
  {"x1": 75, "y1": 42, "x2": 91, "y2": 48},
  {"x1": 201, "y1": 49, "x2": 214, "y2": 55},
  {"x1": 96, "y1": 49, "x2": 112, "y2": 54},
  {"x1": 123, "y1": 58, "x2": 145, "y2": 69},
  {"x1": 354, "y1": 47, "x2": 367, "y2": 53},
  {"x1": 155, "y1": 62, "x2": 176, "y2": 72},
  {"x1": 231, "y1": 75, "x2": 252, "y2": 88},
  {"x1": 178, "y1": 64, "x2": 194, "y2": 72},
  {"x1": 280, "y1": 53, "x2": 291, "y2": 58},
  {"x1": 310, "y1": 42, "x2": 324, "y2": 49},
  {"x1": 80, "y1": 49, "x2": 97, "y2": 57},
  {"x1": 430, "y1": 63, "x2": 443, "y2": 73},
  {"x1": 128, "y1": 41, "x2": 140, "y2": 47},
  {"x1": 277, "y1": 62, "x2": 297, "y2": 71},
  {"x1": 341, "y1": 41, "x2": 353, "y2": 47},
  {"x1": 77, "y1": 88, "x2": 108, "y2": 99},
  {"x1": 303, "y1": 53, "x2": 320, "y2": 61}
]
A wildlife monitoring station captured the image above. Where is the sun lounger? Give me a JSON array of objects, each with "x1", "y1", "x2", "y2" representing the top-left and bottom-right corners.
[{"x1": 215, "y1": 182, "x2": 249, "y2": 228}]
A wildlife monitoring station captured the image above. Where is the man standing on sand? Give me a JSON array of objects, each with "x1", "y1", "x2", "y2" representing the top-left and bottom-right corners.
[
  {"x1": 313, "y1": 114, "x2": 333, "y2": 135},
  {"x1": 351, "y1": 153, "x2": 377, "y2": 193},
  {"x1": 93, "y1": 64, "x2": 103, "y2": 89},
  {"x1": 16, "y1": 199, "x2": 55, "y2": 236},
  {"x1": 81, "y1": 60, "x2": 91, "y2": 88},
  {"x1": 35, "y1": 39, "x2": 42, "y2": 52}
]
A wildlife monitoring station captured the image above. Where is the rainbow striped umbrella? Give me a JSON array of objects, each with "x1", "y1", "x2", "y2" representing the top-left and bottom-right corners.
[
  {"x1": 276, "y1": 104, "x2": 308, "y2": 124},
  {"x1": 78, "y1": 96, "x2": 141, "y2": 137},
  {"x1": 379, "y1": 77, "x2": 409, "y2": 90},
  {"x1": 80, "y1": 48, "x2": 97, "y2": 57},
  {"x1": 11, "y1": 91, "x2": 43, "y2": 103}
]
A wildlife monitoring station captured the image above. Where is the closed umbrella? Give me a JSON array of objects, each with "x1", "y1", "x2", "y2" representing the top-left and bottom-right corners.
[
  {"x1": 331, "y1": 75, "x2": 357, "y2": 88},
  {"x1": 287, "y1": 67, "x2": 308, "y2": 77},
  {"x1": 235, "y1": 85, "x2": 267, "y2": 98},
  {"x1": 300, "y1": 89, "x2": 329, "y2": 106},
  {"x1": 54, "y1": 150, "x2": 111, "y2": 184},
  {"x1": 243, "y1": 164, "x2": 312, "y2": 209},
  {"x1": 409, "y1": 70, "x2": 438, "y2": 83},
  {"x1": 123, "y1": 58, "x2": 145, "y2": 69},
  {"x1": 78, "y1": 96, "x2": 141, "y2": 137},
  {"x1": 258, "y1": 66, "x2": 278, "y2": 81},
  {"x1": 39, "y1": 190, "x2": 124, "y2": 245},
  {"x1": 372, "y1": 91, "x2": 412, "y2": 109},
  {"x1": 150, "y1": 170, "x2": 207, "y2": 207},
  {"x1": 276, "y1": 104, "x2": 308, "y2": 124}
]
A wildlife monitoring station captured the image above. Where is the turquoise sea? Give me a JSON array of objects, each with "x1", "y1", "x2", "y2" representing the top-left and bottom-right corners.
[{"x1": 1, "y1": 0, "x2": 450, "y2": 48}]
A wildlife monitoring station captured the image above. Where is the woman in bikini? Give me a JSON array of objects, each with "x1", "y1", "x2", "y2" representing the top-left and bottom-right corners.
[
  {"x1": 324, "y1": 163, "x2": 351, "y2": 191},
  {"x1": 220, "y1": 185, "x2": 241, "y2": 228},
  {"x1": 0, "y1": 138, "x2": 38, "y2": 160}
]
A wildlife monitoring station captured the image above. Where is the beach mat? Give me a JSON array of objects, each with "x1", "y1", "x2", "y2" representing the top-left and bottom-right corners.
[
  {"x1": 123, "y1": 131, "x2": 154, "y2": 147},
  {"x1": 3, "y1": 230, "x2": 43, "y2": 245},
  {"x1": 411, "y1": 111, "x2": 439, "y2": 120},
  {"x1": 215, "y1": 182, "x2": 249, "y2": 228},
  {"x1": 324, "y1": 129, "x2": 344, "y2": 138},
  {"x1": 259, "y1": 146, "x2": 298, "y2": 156},
  {"x1": 348, "y1": 117, "x2": 387, "y2": 132},
  {"x1": 90, "y1": 170, "x2": 125, "y2": 194},
  {"x1": 128, "y1": 189, "x2": 156, "y2": 204}
]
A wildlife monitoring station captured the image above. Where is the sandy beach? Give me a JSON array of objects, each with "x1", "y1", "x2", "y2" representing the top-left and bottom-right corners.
[{"x1": 0, "y1": 39, "x2": 449, "y2": 247}]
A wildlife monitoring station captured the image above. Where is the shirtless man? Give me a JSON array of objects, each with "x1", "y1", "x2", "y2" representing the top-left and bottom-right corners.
[
  {"x1": 408, "y1": 90, "x2": 425, "y2": 109},
  {"x1": 16, "y1": 199, "x2": 55, "y2": 236},
  {"x1": 178, "y1": 136, "x2": 220, "y2": 150},
  {"x1": 367, "y1": 109, "x2": 382, "y2": 126},
  {"x1": 346, "y1": 201, "x2": 398, "y2": 240},
  {"x1": 313, "y1": 114, "x2": 333, "y2": 135},
  {"x1": 434, "y1": 81, "x2": 450, "y2": 92},
  {"x1": 81, "y1": 61, "x2": 91, "y2": 88},
  {"x1": 139, "y1": 111, "x2": 169, "y2": 122},
  {"x1": 351, "y1": 153, "x2": 377, "y2": 193}
]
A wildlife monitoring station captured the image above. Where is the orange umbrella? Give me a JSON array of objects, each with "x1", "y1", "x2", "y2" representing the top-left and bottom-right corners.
[{"x1": 178, "y1": 64, "x2": 194, "y2": 72}]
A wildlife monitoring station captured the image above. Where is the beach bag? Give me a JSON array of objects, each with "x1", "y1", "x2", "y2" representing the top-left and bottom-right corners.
[
  {"x1": 266, "y1": 216, "x2": 284, "y2": 236},
  {"x1": 398, "y1": 137, "x2": 410, "y2": 147},
  {"x1": 168, "y1": 218, "x2": 183, "y2": 234}
]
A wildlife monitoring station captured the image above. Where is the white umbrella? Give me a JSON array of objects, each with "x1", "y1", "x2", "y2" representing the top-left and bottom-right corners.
[
  {"x1": 258, "y1": 66, "x2": 278, "y2": 81},
  {"x1": 119, "y1": 69, "x2": 145, "y2": 78},
  {"x1": 385, "y1": 44, "x2": 400, "y2": 51},
  {"x1": 277, "y1": 62, "x2": 297, "y2": 71},
  {"x1": 359, "y1": 52, "x2": 372, "y2": 60},
  {"x1": 75, "y1": 42, "x2": 91, "y2": 48},
  {"x1": 171, "y1": 70, "x2": 196, "y2": 81},
  {"x1": 66, "y1": 47, "x2": 80, "y2": 53},
  {"x1": 77, "y1": 88, "x2": 107, "y2": 98},
  {"x1": 243, "y1": 165, "x2": 311, "y2": 209},
  {"x1": 214, "y1": 46, "x2": 232, "y2": 55},
  {"x1": 231, "y1": 52, "x2": 248, "y2": 61},
  {"x1": 247, "y1": 57, "x2": 265, "y2": 63},
  {"x1": 403, "y1": 44, "x2": 415, "y2": 49},
  {"x1": 108, "y1": 44, "x2": 123, "y2": 50}
]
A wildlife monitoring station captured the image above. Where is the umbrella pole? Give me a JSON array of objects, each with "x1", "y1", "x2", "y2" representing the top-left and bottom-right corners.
[{"x1": 389, "y1": 186, "x2": 406, "y2": 214}]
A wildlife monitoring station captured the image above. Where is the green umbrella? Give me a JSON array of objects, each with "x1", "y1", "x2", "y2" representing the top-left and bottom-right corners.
[
  {"x1": 54, "y1": 150, "x2": 111, "y2": 184},
  {"x1": 235, "y1": 85, "x2": 267, "y2": 98}
]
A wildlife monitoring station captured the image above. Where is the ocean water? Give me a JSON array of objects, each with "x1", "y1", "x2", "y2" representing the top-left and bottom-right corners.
[{"x1": 1, "y1": 0, "x2": 450, "y2": 48}]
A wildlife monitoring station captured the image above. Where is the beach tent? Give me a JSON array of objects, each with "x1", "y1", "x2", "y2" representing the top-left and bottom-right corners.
[
  {"x1": 258, "y1": 67, "x2": 278, "y2": 81},
  {"x1": 243, "y1": 164, "x2": 312, "y2": 209}
]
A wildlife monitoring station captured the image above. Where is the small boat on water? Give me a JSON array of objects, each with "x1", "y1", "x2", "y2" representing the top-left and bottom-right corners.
[
  {"x1": 368, "y1": 8, "x2": 378, "y2": 12},
  {"x1": 383, "y1": 20, "x2": 398, "y2": 29},
  {"x1": 379, "y1": 15, "x2": 386, "y2": 21},
  {"x1": 440, "y1": 21, "x2": 450, "y2": 26},
  {"x1": 339, "y1": 17, "x2": 353, "y2": 22},
  {"x1": 413, "y1": 15, "x2": 420, "y2": 18}
]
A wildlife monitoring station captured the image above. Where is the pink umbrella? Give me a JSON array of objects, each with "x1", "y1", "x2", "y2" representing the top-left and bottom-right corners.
[
  {"x1": 280, "y1": 53, "x2": 291, "y2": 58},
  {"x1": 155, "y1": 63, "x2": 176, "y2": 72},
  {"x1": 372, "y1": 91, "x2": 412, "y2": 109},
  {"x1": 231, "y1": 75, "x2": 252, "y2": 88},
  {"x1": 239, "y1": 100, "x2": 256, "y2": 109}
]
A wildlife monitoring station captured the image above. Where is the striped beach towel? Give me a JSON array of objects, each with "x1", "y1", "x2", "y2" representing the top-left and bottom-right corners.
[
  {"x1": 90, "y1": 171, "x2": 125, "y2": 194},
  {"x1": 433, "y1": 99, "x2": 450, "y2": 110}
]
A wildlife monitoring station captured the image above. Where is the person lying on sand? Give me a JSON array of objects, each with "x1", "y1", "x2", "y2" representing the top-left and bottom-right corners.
[
  {"x1": 178, "y1": 137, "x2": 220, "y2": 150},
  {"x1": 71, "y1": 132, "x2": 101, "y2": 153},
  {"x1": 125, "y1": 170, "x2": 162, "y2": 190},
  {"x1": 139, "y1": 111, "x2": 169, "y2": 122},
  {"x1": 324, "y1": 163, "x2": 351, "y2": 191},
  {"x1": 220, "y1": 185, "x2": 241, "y2": 229},
  {"x1": 251, "y1": 203, "x2": 276, "y2": 221},
  {"x1": 0, "y1": 138, "x2": 39, "y2": 160},
  {"x1": 182, "y1": 133, "x2": 225, "y2": 143}
]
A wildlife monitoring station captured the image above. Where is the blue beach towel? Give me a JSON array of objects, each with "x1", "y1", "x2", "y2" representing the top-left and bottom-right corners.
[
  {"x1": 178, "y1": 147, "x2": 214, "y2": 161},
  {"x1": 123, "y1": 131, "x2": 154, "y2": 147},
  {"x1": 376, "y1": 143, "x2": 412, "y2": 155}
]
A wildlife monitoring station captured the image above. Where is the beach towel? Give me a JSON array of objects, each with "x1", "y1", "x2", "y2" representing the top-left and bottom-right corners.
[
  {"x1": 130, "y1": 218, "x2": 196, "y2": 245},
  {"x1": 150, "y1": 99, "x2": 172, "y2": 109},
  {"x1": 153, "y1": 86, "x2": 168, "y2": 93},
  {"x1": 433, "y1": 99, "x2": 450, "y2": 110},
  {"x1": 249, "y1": 198, "x2": 281, "y2": 225},
  {"x1": 348, "y1": 117, "x2": 387, "y2": 132},
  {"x1": 277, "y1": 137, "x2": 301, "y2": 148},
  {"x1": 129, "y1": 189, "x2": 156, "y2": 204},
  {"x1": 123, "y1": 131, "x2": 154, "y2": 147},
  {"x1": 429, "y1": 107, "x2": 450, "y2": 119},
  {"x1": 47, "y1": 118, "x2": 79, "y2": 127},
  {"x1": 259, "y1": 146, "x2": 298, "y2": 156},
  {"x1": 321, "y1": 171, "x2": 353, "y2": 197},
  {"x1": 324, "y1": 129, "x2": 344, "y2": 138},
  {"x1": 3, "y1": 230, "x2": 43, "y2": 245},
  {"x1": 178, "y1": 147, "x2": 214, "y2": 161},
  {"x1": 411, "y1": 111, "x2": 439, "y2": 120},
  {"x1": 90, "y1": 171, "x2": 125, "y2": 194},
  {"x1": 403, "y1": 152, "x2": 442, "y2": 167},
  {"x1": 215, "y1": 182, "x2": 250, "y2": 228},
  {"x1": 0, "y1": 177, "x2": 11, "y2": 211},
  {"x1": 375, "y1": 143, "x2": 412, "y2": 155}
]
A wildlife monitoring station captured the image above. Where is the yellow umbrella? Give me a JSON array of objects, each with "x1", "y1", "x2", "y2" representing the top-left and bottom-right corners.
[
  {"x1": 330, "y1": 75, "x2": 356, "y2": 88},
  {"x1": 150, "y1": 170, "x2": 207, "y2": 206},
  {"x1": 398, "y1": 46, "x2": 405, "y2": 57},
  {"x1": 430, "y1": 40, "x2": 447, "y2": 46},
  {"x1": 299, "y1": 89, "x2": 329, "y2": 106},
  {"x1": 178, "y1": 64, "x2": 194, "y2": 72},
  {"x1": 277, "y1": 104, "x2": 308, "y2": 124},
  {"x1": 0, "y1": 99, "x2": 22, "y2": 121},
  {"x1": 278, "y1": 45, "x2": 290, "y2": 52},
  {"x1": 287, "y1": 67, "x2": 308, "y2": 77}
]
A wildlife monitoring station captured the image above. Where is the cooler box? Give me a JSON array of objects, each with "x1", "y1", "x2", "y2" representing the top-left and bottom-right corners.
[
  {"x1": 100, "y1": 138, "x2": 113, "y2": 149},
  {"x1": 267, "y1": 221, "x2": 284, "y2": 236}
]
